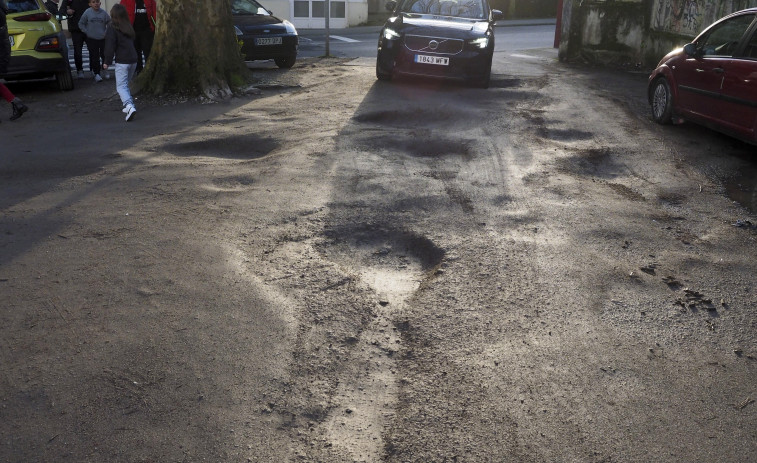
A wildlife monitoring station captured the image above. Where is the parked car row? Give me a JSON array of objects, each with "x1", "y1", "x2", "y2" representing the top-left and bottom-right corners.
[
  {"x1": 4, "y1": 0, "x2": 756, "y2": 145},
  {"x1": 1, "y1": 0, "x2": 300, "y2": 90}
]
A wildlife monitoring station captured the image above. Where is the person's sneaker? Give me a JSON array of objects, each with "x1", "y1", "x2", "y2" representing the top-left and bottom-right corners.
[
  {"x1": 104, "y1": 72, "x2": 111, "y2": 80},
  {"x1": 94, "y1": 73, "x2": 103, "y2": 82},
  {"x1": 10, "y1": 101, "x2": 28, "y2": 121},
  {"x1": 77, "y1": 71, "x2": 84, "y2": 79},
  {"x1": 125, "y1": 105, "x2": 136, "y2": 122}
]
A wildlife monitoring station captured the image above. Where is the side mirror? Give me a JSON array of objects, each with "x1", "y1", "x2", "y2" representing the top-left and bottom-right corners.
[
  {"x1": 491, "y1": 9, "x2": 504, "y2": 21},
  {"x1": 683, "y1": 43, "x2": 699, "y2": 57},
  {"x1": 386, "y1": 0, "x2": 397, "y2": 11}
]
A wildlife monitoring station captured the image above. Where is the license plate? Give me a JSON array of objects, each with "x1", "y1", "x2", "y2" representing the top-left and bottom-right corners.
[
  {"x1": 255, "y1": 37, "x2": 282, "y2": 46},
  {"x1": 415, "y1": 55, "x2": 449, "y2": 66}
]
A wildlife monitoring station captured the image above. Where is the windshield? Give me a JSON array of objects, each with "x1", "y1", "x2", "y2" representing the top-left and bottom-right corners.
[
  {"x1": 231, "y1": 0, "x2": 271, "y2": 15},
  {"x1": 7, "y1": 0, "x2": 41, "y2": 13},
  {"x1": 399, "y1": 0, "x2": 486, "y2": 19}
]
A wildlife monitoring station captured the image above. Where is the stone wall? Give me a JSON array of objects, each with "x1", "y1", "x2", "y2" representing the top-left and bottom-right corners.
[{"x1": 559, "y1": 0, "x2": 757, "y2": 68}]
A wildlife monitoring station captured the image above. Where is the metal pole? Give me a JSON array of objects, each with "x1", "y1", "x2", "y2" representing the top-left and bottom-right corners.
[
  {"x1": 554, "y1": 0, "x2": 563, "y2": 49},
  {"x1": 325, "y1": 0, "x2": 330, "y2": 56}
]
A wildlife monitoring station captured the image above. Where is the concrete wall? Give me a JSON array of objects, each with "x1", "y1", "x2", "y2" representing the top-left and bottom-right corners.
[
  {"x1": 559, "y1": 0, "x2": 757, "y2": 69},
  {"x1": 261, "y1": 0, "x2": 291, "y2": 20},
  {"x1": 348, "y1": 1, "x2": 369, "y2": 25}
]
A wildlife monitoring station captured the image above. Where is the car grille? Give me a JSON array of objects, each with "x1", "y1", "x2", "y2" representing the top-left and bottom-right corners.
[
  {"x1": 404, "y1": 35, "x2": 464, "y2": 55},
  {"x1": 240, "y1": 25, "x2": 286, "y2": 34}
]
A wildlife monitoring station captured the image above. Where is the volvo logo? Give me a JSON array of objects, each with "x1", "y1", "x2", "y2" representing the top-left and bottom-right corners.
[{"x1": 428, "y1": 40, "x2": 439, "y2": 50}]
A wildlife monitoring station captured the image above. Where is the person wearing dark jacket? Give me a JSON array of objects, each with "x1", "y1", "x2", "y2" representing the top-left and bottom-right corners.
[
  {"x1": 44, "y1": 0, "x2": 71, "y2": 74},
  {"x1": 103, "y1": 3, "x2": 138, "y2": 121},
  {"x1": 119, "y1": 0, "x2": 156, "y2": 74},
  {"x1": 44, "y1": 0, "x2": 60, "y2": 16},
  {"x1": 0, "y1": 0, "x2": 29, "y2": 121},
  {"x1": 62, "y1": 0, "x2": 90, "y2": 78}
]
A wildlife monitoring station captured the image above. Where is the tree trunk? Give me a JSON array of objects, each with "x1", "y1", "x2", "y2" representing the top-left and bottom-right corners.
[{"x1": 137, "y1": 0, "x2": 249, "y2": 99}]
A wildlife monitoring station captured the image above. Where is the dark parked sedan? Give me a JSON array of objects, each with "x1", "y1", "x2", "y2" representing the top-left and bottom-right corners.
[
  {"x1": 376, "y1": 0, "x2": 503, "y2": 88},
  {"x1": 648, "y1": 8, "x2": 757, "y2": 144},
  {"x1": 232, "y1": 0, "x2": 298, "y2": 68}
]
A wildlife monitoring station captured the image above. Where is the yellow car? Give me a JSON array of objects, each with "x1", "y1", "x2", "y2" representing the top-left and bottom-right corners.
[{"x1": 3, "y1": 0, "x2": 73, "y2": 90}]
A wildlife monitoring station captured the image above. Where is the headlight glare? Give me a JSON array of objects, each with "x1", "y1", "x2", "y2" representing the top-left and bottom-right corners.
[
  {"x1": 383, "y1": 28, "x2": 401, "y2": 40},
  {"x1": 469, "y1": 37, "x2": 489, "y2": 49},
  {"x1": 283, "y1": 20, "x2": 298, "y2": 35}
]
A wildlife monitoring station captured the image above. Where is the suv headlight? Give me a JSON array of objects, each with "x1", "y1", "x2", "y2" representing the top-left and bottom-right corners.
[
  {"x1": 469, "y1": 37, "x2": 489, "y2": 49},
  {"x1": 383, "y1": 27, "x2": 401, "y2": 40},
  {"x1": 283, "y1": 20, "x2": 297, "y2": 35}
]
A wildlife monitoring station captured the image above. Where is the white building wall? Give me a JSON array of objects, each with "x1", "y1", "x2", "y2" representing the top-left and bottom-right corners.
[
  {"x1": 65, "y1": 0, "x2": 367, "y2": 30},
  {"x1": 348, "y1": 0, "x2": 368, "y2": 25},
  {"x1": 264, "y1": 0, "x2": 292, "y2": 20}
]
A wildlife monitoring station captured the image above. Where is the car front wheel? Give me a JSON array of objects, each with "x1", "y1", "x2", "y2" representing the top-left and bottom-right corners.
[
  {"x1": 376, "y1": 62, "x2": 392, "y2": 81},
  {"x1": 275, "y1": 55, "x2": 296, "y2": 69},
  {"x1": 651, "y1": 77, "x2": 673, "y2": 124}
]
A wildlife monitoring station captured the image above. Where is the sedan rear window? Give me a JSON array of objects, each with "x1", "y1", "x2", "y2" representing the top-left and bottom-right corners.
[
  {"x1": 699, "y1": 13, "x2": 755, "y2": 57},
  {"x1": 7, "y1": 0, "x2": 40, "y2": 14}
]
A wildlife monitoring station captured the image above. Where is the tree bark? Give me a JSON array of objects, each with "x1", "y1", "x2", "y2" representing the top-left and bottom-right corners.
[{"x1": 136, "y1": 0, "x2": 250, "y2": 99}]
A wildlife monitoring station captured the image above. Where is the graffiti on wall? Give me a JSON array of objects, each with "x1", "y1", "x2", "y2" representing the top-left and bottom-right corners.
[{"x1": 651, "y1": 0, "x2": 757, "y2": 37}]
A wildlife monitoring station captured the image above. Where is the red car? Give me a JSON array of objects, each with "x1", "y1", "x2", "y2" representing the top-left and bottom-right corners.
[{"x1": 648, "y1": 8, "x2": 757, "y2": 144}]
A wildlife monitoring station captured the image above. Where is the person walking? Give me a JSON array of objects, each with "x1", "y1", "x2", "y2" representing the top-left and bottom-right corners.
[
  {"x1": 103, "y1": 3, "x2": 137, "y2": 121},
  {"x1": 0, "y1": 0, "x2": 28, "y2": 122},
  {"x1": 62, "y1": 0, "x2": 89, "y2": 78},
  {"x1": 78, "y1": 0, "x2": 110, "y2": 82},
  {"x1": 119, "y1": 0, "x2": 156, "y2": 74},
  {"x1": 44, "y1": 0, "x2": 71, "y2": 75}
]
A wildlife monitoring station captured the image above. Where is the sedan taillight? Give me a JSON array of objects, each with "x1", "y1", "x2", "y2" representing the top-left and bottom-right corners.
[
  {"x1": 12, "y1": 12, "x2": 52, "y2": 21},
  {"x1": 36, "y1": 36, "x2": 61, "y2": 51}
]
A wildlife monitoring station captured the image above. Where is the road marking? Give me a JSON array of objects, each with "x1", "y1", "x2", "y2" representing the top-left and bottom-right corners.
[{"x1": 331, "y1": 35, "x2": 360, "y2": 43}]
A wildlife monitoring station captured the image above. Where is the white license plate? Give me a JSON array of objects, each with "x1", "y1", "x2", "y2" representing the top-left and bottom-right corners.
[
  {"x1": 255, "y1": 37, "x2": 282, "y2": 46},
  {"x1": 415, "y1": 55, "x2": 449, "y2": 66}
]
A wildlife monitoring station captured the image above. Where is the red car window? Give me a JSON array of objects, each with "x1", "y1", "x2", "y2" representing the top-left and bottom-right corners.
[{"x1": 698, "y1": 14, "x2": 755, "y2": 57}]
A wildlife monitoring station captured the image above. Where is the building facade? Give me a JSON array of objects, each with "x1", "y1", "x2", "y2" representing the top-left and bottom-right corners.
[{"x1": 90, "y1": 0, "x2": 368, "y2": 29}]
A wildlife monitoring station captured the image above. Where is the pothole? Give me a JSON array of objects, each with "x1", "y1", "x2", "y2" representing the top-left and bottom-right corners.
[
  {"x1": 355, "y1": 135, "x2": 473, "y2": 159},
  {"x1": 555, "y1": 147, "x2": 622, "y2": 179},
  {"x1": 543, "y1": 128, "x2": 595, "y2": 142},
  {"x1": 488, "y1": 77, "x2": 523, "y2": 88},
  {"x1": 317, "y1": 225, "x2": 444, "y2": 460},
  {"x1": 352, "y1": 108, "x2": 453, "y2": 127},
  {"x1": 164, "y1": 135, "x2": 278, "y2": 159},
  {"x1": 202, "y1": 175, "x2": 256, "y2": 192},
  {"x1": 723, "y1": 170, "x2": 757, "y2": 214},
  {"x1": 321, "y1": 225, "x2": 445, "y2": 306}
]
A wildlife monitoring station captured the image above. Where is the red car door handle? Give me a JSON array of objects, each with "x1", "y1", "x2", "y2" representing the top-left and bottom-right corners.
[{"x1": 713, "y1": 67, "x2": 725, "y2": 73}]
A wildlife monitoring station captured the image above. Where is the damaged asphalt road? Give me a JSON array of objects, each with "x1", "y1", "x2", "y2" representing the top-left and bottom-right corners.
[{"x1": 1, "y1": 52, "x2": 756, "y2": 462}]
